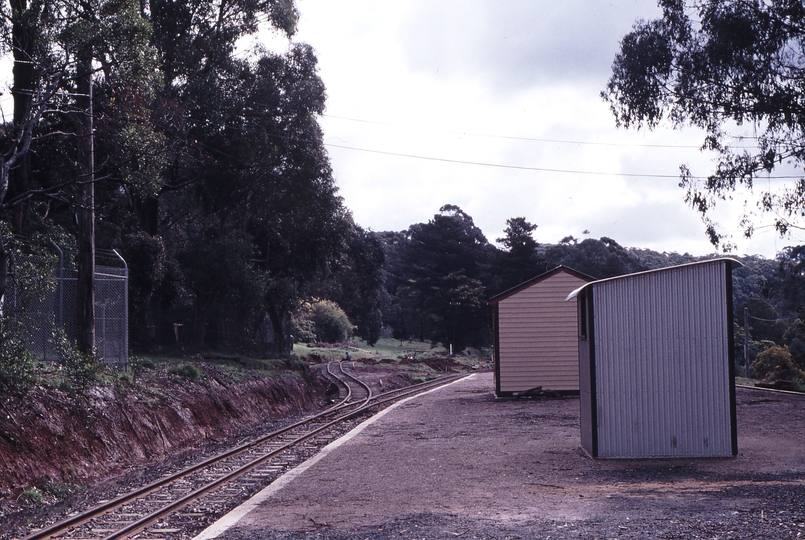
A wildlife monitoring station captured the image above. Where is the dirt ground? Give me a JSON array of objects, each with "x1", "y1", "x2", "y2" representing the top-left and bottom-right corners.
[{"x1": 214, "y1": 372, "x2": 805, "y2": 540}]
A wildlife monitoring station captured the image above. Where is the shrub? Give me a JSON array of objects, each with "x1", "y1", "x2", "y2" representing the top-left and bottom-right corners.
[
  {"x1": 293, "y1": 299, "x2": 354, "y2": 344},
  {"x1": 0, "y1": 318, "x2": 38, "y2": 395},
  {"x1": 22, "y1": 487, "x2": 43, "y2": 504},
  {"x1": 0, "y1": 238, "x2": 57, "y2": 396},
  {"x1": 129, "y1": 356, "x2": 155, "y2": 381},
  {"x1": 168, "y1": 363, "x2": 201, "y2": 380},
  {"x1": 752, "y1": 345, "x2": 805, "y2": 382},
  {"x1": 55, "y1": 330, "x2": 104, "y2": 395},
  {"x1": 310, "y1": 300, "x2": 354, "y2": 344},
  {"x1": 290, "y1": 308, "x2": 317, "y2": 343}
]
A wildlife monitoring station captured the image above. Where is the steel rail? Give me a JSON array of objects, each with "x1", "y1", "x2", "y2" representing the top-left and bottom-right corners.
[
  {"x1": 326, "y1": 361, "x2": 353, "y2": 404},
  {"x1": 101, "y1": 366, "x2": 424, "y2": 540},
  {"x1": 21, "y1": 368, "x2": 461, "y2": 540},
  {"x1": 21, "y1": 363, "x2": 359, "y2": 540},
  {"x1": 334, "y1": 360, "x2": 373, "y2": 404}
]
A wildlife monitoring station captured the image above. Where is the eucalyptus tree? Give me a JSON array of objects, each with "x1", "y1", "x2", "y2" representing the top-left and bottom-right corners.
[
  {"x1": 543, "y1": 236, "x2": 635, "y2": 280},
  {"x1": 395, "y1": 205, "x2": 494, "y2": 351},
  {"x1": 604, "y1": 0, "x2": 805, "y2": 250},
  {"x1": 151, "y1": 42, "x2": 350, "y2": 356},
  {"x1": 308, "y1": 224, "x2": 386, "y2": 346},
  {"x1": 0, "y1": 0, "x2": 156, "y2": 353},
  {"x1": 493, "y1": 216, "x2": 545, "y2": 291}
]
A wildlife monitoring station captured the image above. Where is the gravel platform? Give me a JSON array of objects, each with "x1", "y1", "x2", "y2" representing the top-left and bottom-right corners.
[{"x1": 203, "y1": 372, "x2": 805, "y2": 539}]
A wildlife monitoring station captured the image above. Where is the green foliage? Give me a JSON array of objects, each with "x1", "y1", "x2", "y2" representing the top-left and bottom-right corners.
[
  {"x1": 783, "y1": 319, "x2": 805, "y2": 371},
  {"x1": 22, "y1": 487, "x2": 44, "y2": 504},
  {"x1": 176, "y1": 231, "x2": 268, "y2": 349},
  {"x1": 388, "y1": 205, "x2": 493, "y2": 352},
  {"x1": 739, "y1": 298, "x2": 786, "y2": 344},
  {"x1": 752, "y1": 345, "x2": 805, "y2": 382},
  {"x1": 604, "y1": 0, "x2": 805, "y2": 249},
  {"x1": 0, "y1": 239, "x2": 57, "y2": 396},
  {"x1": 168, "y1": 363, "x2": 201, "y2": 380},
  {"x1": 290, "y1": 308, "x2": 317, "y2": 343},
  {"x1": 494, "y1": 217, "x2": 542, "y2": 290},
  {"x1": 0, "y1": 319, "x2": 38, "y2": 395},
  {"x1": 543, "y1": 237, "x2": 635, "y2": 280},
  {"x1": 305, "y1": 300, "x2": 354, "y2": 344},
  {"x1": 498, "y1": 217, "x2": 538, "y2": 254},
  {"x1": 284, "y1": 356, "x2": 310, "y2": 376},
  {"x1": 129, "y1": 356, "x2": 155, "y2": 381},
  {"x1": 41, "y1": 480, "x2": 79, "y2": 500},
  {"x1": 307, "y1": 225, "x2": 386, "y2": 346},
  {"x1": 55, "y1": 331, "x2": 104, "y2": 394}
]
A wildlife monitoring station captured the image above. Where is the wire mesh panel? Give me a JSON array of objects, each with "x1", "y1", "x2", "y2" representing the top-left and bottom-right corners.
[
  {"x1": 95, "y1": 266, "x2": 128, "y2": 369},
  {"x1": 4, "y1": 248, "x2": 128, "y2": 369}
]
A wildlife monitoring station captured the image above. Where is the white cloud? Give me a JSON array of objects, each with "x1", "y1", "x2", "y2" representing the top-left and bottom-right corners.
[
  {"x1": 290, "y1": 0, "x2": 799, "y2": 258},
  {"x1": 398, "y1": 0, "x2": 663, "y2": 92}
]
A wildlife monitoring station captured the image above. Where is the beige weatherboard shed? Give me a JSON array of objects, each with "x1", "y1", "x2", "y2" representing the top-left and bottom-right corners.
[{"x1": 489, "y1": 266, "x2": 593, "y2": 397}]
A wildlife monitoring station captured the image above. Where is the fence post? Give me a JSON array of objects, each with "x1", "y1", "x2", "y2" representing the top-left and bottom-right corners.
[
  {"x1": 744, "y1": 307, "x2": 750, "y2": 379},
  {"x1": 112, "y1": 249, "x2": 128, "y2": 371},
  {"x1": 51, "y1": 241, "x2": 64, "y2": 331}
]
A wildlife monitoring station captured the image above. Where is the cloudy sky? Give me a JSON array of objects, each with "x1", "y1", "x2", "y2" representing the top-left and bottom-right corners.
[
  {"x1": 260, "y1": 0, "x2": 802, "y2": 259},
  {"x1": 0, "y1": 0, "x2": 789, "y2": 258}
]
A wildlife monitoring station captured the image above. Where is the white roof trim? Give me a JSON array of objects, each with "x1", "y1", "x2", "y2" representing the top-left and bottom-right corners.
[{"x1": 563, "y1": 257, "x2": 743, "y2": 302}]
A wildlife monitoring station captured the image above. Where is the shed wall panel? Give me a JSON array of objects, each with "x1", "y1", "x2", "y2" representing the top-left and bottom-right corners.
[
  {"x1": 592, "y1": 260, "x2": 733, "y2": 458},
  {"x1": 497, "y1": 271, "x2": 588, "y2": 392}
]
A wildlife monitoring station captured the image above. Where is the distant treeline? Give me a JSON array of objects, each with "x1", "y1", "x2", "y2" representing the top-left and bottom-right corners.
[{"x1": 377, "y1": 205, "x2": 805, "y2": 363}]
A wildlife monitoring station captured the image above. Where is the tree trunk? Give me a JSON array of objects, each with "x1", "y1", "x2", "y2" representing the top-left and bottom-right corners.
[
  {"x1": 9, "y1": 0, "x2": 34, "y2": 234},
  {"x1": 76, "y1": 54, "x2": 95, "y2": 355},
  {"x1": 0, "y1": 235, "x2": 8, "y2": 305},
  {"x1": 267, "y1": 305, "x2": 291, "y2": 358}
]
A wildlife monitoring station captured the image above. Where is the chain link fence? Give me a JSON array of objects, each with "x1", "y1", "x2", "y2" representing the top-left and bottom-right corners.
[{"x1": 4, "y1": 244, "x2": 128, "y2": 370}]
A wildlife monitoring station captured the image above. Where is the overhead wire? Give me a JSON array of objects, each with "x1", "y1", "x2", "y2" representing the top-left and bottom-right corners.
[
  {"x1": 321, "y1": 113, "x2": 762, "y2": 150},
  {"x1": 178, "y1": 112, "x2": 804, "y2": 181},
  {"x1": 323, "y1": 142, "x2": 687, "y2": 178},
  {"x1": 321, "y1": 141, "x2": 802, "y2": 180}
]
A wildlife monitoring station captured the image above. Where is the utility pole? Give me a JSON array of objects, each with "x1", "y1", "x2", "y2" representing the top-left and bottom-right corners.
[{"x1": 76, "y1": 54, "x2": 95, "y2": 354}]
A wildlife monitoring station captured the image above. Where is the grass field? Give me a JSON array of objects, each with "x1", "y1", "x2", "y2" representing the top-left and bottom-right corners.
[{"x1": 135, "y1": 338, "x2": 491, "y2": 379}]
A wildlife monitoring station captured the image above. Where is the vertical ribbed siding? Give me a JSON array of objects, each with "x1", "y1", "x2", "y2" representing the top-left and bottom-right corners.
[{"x1": 593, "y1": 260, "x2": 733, "y2": 458}]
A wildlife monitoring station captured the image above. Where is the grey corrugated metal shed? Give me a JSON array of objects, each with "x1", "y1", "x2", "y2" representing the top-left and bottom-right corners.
[
  {"x1": 489, "y1": 266, "x2": 593, "y2": 396},
  {"x1": 568, "y1": 258, "x2": 742, "y2": 458}
]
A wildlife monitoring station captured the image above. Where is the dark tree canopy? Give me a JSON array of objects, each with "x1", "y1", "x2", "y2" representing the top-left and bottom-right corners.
[
  {"x1": 0, "y1": 0, "x2": 365, "y2": 359},
  {"x1": 388, "y1": 205, "x2": 494, "y2": 352},
  {"x1": 604, "y1": 0, "x2": 805, "y2": 250}
]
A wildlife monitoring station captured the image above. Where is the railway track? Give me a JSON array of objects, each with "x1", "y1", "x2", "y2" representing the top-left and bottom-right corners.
[{"x1": 18, "y1": 363, "x2": 464, "y2": 540}]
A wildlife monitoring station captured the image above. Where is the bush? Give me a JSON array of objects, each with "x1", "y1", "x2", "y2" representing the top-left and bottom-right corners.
[
  {"x1": 0, "y1": 318, "x2": 38, "y2": 395},
  {"x1": 293, "y1": 299, "x2": 354, "y2": 344},
  {"x1": 22, "y1": 487, "x2": 43, "y2": 504},
  {"x1": 129, "y1": 356, "x2": 155, "y2": 381},
  {"x1": 752, "y1": 345, "x2": 805, "y2": 382},
  {"x1": 290, "y1": 308, "x2": 317, "y2": 343},
  {"x1": 55, "y1": 331, "x2": 104, "y2": 395},
  {"x1": 168, "y1": 363, "x2": 201, "y2": 380},
  {"x1": 311, "y1": 300, "x2": 354, "y2": 343}
]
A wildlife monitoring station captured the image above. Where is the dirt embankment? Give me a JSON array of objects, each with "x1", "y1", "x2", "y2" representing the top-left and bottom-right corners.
[{"x1": 0, "y1": 363, "x2": 327, "y2": 499}]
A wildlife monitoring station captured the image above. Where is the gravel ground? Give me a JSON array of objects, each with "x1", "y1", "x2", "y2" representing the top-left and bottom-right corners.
[{"x1": 212, "y1": 372, "x2": 805, "y2": 540}]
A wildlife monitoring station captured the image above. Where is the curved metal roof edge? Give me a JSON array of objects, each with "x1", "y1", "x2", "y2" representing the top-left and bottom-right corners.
[
  {"x1": 564, "y1": 257, "x2": 744, "y2": 302},
  {"x1": 488, "y1": 265, "x2": 595, "y2": 305}
]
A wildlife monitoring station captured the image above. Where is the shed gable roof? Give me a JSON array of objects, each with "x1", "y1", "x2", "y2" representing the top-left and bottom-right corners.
[{"x1": 488, "y1": 265, "x2": 594, "y2": 305}]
